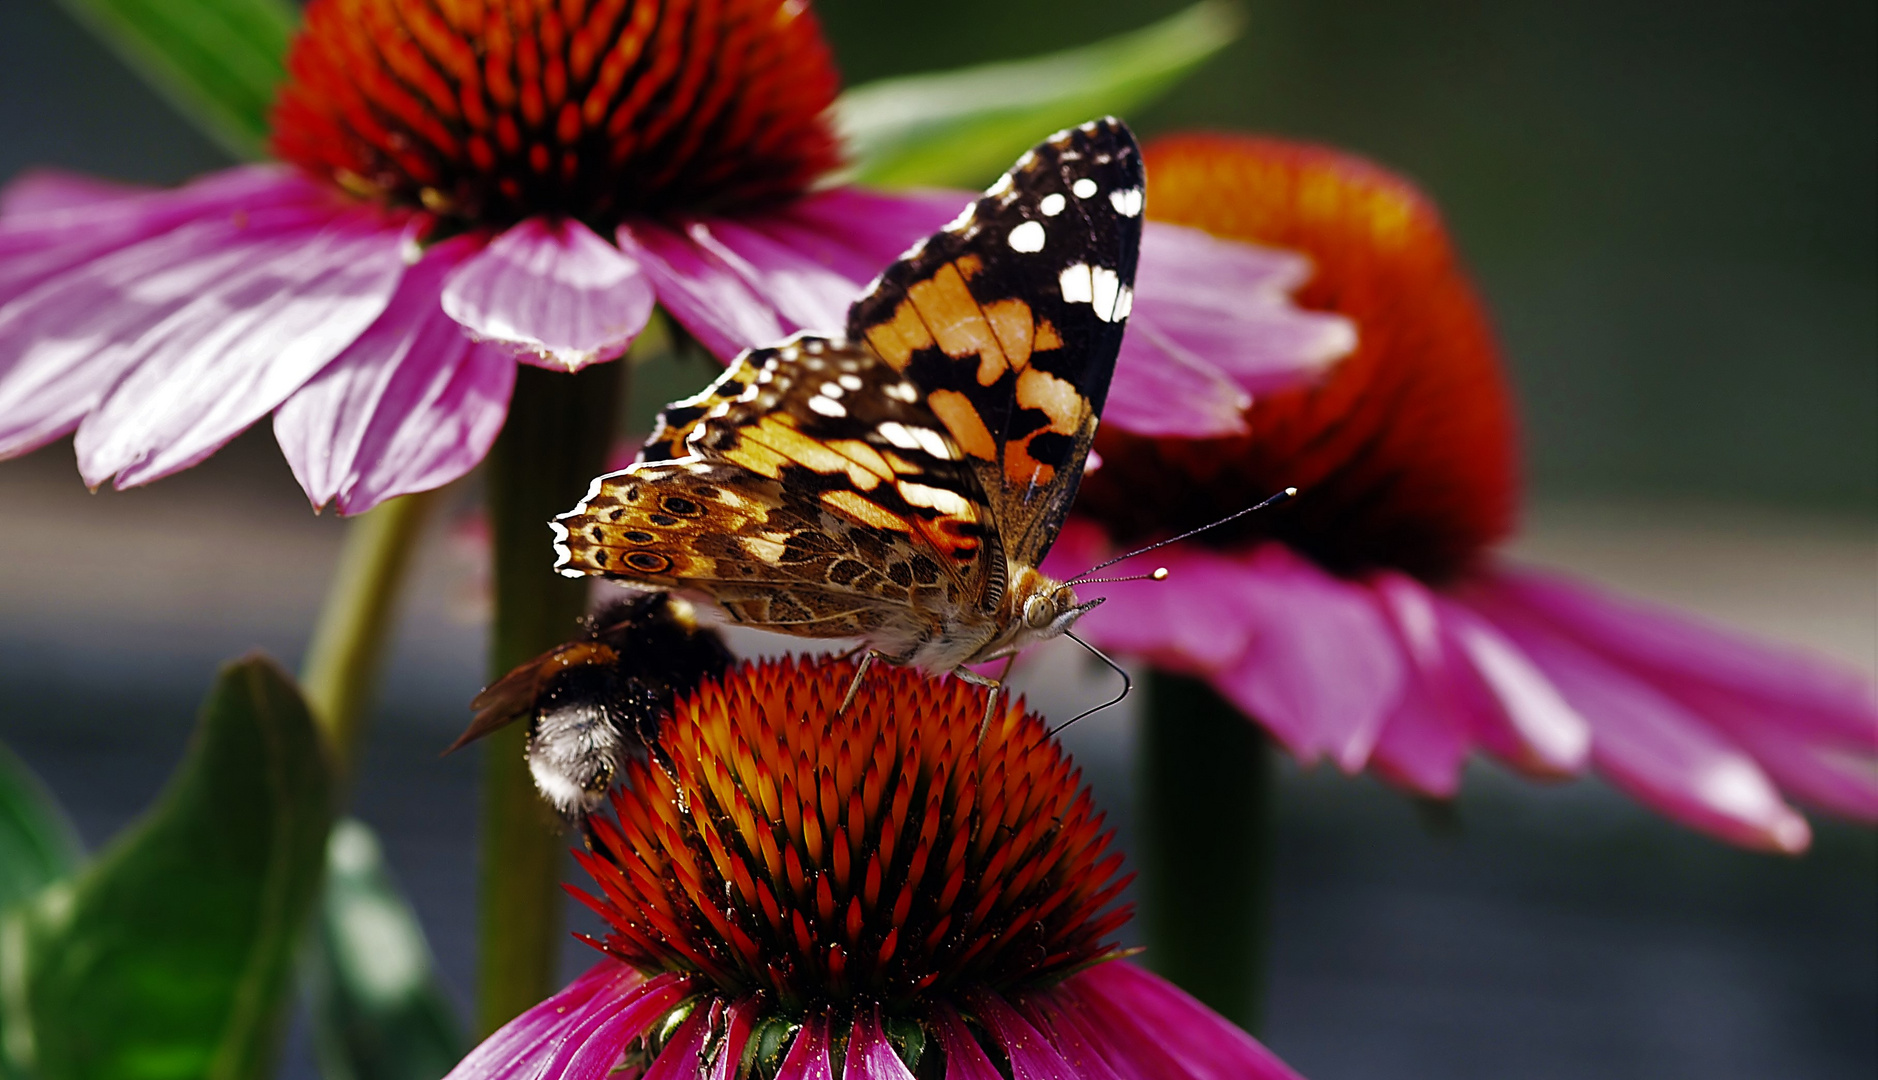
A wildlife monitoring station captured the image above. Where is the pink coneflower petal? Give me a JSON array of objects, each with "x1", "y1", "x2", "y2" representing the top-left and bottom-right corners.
[
  {"x1": 966, "y1": 990, "x2": 1079, "y2": 1080},
  {"x1": 931, "y1": 1004, "x2": 1005, "y2": 1080},
  {"x1": 1011, "y1": 991, "x2": 1126, "y2": 1080},
  {"x1": 623, "y1": 189, "x2": 1342, "y2": 439},
  {"x1": 444, "y1": 963, "x2": 653, "y2": 1080},
  {"x1": 0, "y1": 169, "x2": 143, "y2": 217},
  {"x1": 1068, "y1": 962, "x2": 1307, "y2": 1080},
  {"x1": 635, "y1": 1010, "x2": 707, "y2": 1080},
  {"x1": 441, "y1": 216, "x2": 655, "y2": 372},
  {"x1": 276, "y1": 234, "x2": 516, "y2": 514},
  {"x1": 70, "y1": 205, "x2": 407, "y2": 489},
  {"x1": 1432, "y1": 593, "x2": 1591, "y2": 776},
  {"x1": 843, "y1": 1006, "x2": 916, "y2": 1080},
  {"x1": 707, "y1": 999, "x2": 759, "y2": 1080},
  {"x1": 1109, "y1": 222, "x2": 1353, "y2": 437},
  {"x1": 773, "y1": 1012, "x2": 835, "y2": 1080}
]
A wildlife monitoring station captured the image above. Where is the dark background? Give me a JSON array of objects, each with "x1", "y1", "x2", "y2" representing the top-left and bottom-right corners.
[{"x1": 0, "y1": 1, "x2": 1873, "y2": 1078}]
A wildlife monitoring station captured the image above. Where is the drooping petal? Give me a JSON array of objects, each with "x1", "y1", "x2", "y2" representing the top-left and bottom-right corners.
[
  {"x1": 842, "y1": 1006, "x2": 916, "y2": 1080},
  {"x1": 443, "y1": 963, "x2": 681, "y2": 1080},
  {"x1": 966, "y1": 989, "x2": 1080, "y2": 1080},
  {"x1": 929, "y1": 1004, "x2": 1005, "y2": 1080},
  {"x1": 1010, "y1": 989, "x2": 1127, "y2": 1080},
  {"x1": 275, "y1": 233, "x2": 515, "y2": 514},
  {"x1": 70, "y1": 205, "x2": 409, "y2": 489},
  {"x1": 1206, "y1": 545, "x2": 1407, "y2": 770},
  {"x1": 707, "y1": 998, "x2": 760, "y2": 1080},
  {"x1": 0, "y1": 168, "x2": 144, "y2": 217},
  {"x1": 638, "y1": 1009, "x2": 709, "y2": 1080},
  {"x1": 1365, "y1": 572, "x2": 1475, "y2": 796},
  {"x1": 772, "y1": 1012, "x2": 835, "y2": 1080},
  {"x1": 1107, "y1": 222, "x2": 1353, "y2": 437},
  {"x1": 0, "y1": 165, "x2": 320, "y2": 309},
  {"x1": 442, "y1": 216, "x2": 654, "y2": 371},
  {"x1": 1065, "y1": 962, "x2": 1307, "y2": 1080},
  {"x1": 1433, "y1": 593, "x2": 1591, "y2": 777},
  {"x1": 1479, "y1": 592, "x2": 1813, "y2": 852}
]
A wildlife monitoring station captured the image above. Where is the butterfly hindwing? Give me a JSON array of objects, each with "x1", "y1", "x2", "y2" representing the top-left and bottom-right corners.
[
  {"x1": 848, "y1": 117, "x2": 1143, "y2": 567},
  {"x1": 554, "y1": 337, "x2": 1000, "y2": 638}
]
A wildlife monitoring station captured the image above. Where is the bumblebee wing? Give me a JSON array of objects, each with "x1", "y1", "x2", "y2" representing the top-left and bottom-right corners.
[{"x1": 447, "y1": 641, "x2": 620, "y2": 753}]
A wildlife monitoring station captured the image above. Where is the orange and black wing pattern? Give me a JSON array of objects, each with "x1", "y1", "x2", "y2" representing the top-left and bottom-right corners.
[{"x1": 847, "y1": 117, "x2": 1144, "y2": 567}]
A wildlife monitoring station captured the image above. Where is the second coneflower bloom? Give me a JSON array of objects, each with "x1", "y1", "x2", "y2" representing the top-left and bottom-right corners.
[
  {"x1": 1048, "y1": 135, "x2": 1877, "y2": 852},
  {"x1": 447, "y1": 657, "x2": 1306, "y2": 1079},
  {"x1": 0, "y1": 0, "x2": 1348, "y2": 514}
]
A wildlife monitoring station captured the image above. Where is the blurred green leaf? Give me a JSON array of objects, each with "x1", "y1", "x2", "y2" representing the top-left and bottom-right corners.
[
  {"x1": 54, "y1": 0, "x2": 298, "y2": 160},
  {"x1": 835, "y1": 1, "x2": 1241, "y2": 189},
  {"x1": 307, "y1": 819, "x2": 464, "y2": 1080},
  {"x1": 0, "y1": 743, "x2": 83, "y2": 913},
  {"x1": 0, "y1": 655, "x2": 335, "y2": 1080}
]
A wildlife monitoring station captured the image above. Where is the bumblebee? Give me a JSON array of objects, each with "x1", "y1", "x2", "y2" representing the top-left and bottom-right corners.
[{"x1": 450, "y1": 591, "x2": 731, "y2": 820}]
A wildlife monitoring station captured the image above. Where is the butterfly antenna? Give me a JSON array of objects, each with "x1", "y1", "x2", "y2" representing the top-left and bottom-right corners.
[
  {"x1": 1049, "y1": 632, "x2": 1133, "y2": 737},
  {"x1": 1067, "y1": 486, "x2": 1298, "y2": 584}
]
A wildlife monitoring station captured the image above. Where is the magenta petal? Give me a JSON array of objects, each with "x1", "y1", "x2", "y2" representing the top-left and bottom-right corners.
[
  {"x1": 1107, "y1": 223, "x2": 1354, "y2": 437},
  {"x1": 71, "y1": 206, "x2": 408, "y2": 489},
  {"x1": 965, "y1": 989, "x2": 1080, "y2": 1080},
  {"x1": 1206, "y1": 545, "x2": 1407, "y2": 770},
  {"x1": 1010, "y1": 991, "x2": 1127, "y2": 1080},
  {"x1": 442, "y1": 216, "x2": 653, "y2": 371},
  {"x1": 639, "y1": 1009, "x2": 709, "y2": 1080},
  {"x1": 707, "y1": 998, "x2": 760, "y2": 1080},
  {"x1": 275, "y1": 233, "x2": 515, "y2": 514},
  {"x1": 444, "y1": 962, "x2": 672, "y2": 1080},
  {"x1": 1067, "y1": 962, "x2": 1307, "y2": 1080},
  {"x1": 0, "y1": 169, "x2": 146, "y2": 217},
  {"x1": 929, "y1": 1005, "x2": 1004, "y2": 1080},
  {"x1": 617, "y1": 219, "x2": 790, "y2": 361},
  {"x1": 773, "y1": 1012, "x2": 835, "y2": 1080},
  {"x1": 1430, "y1": 595, "x2": 1591, "y2": 776},
  {"x1": 843, "y1": 1006, "x2": 916, "y2": 1080},
  {"x1": 1481, "y1": 595, "x2": 1813, "y2": 852}
]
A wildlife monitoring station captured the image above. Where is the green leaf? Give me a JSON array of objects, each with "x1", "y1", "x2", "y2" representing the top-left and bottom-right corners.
[
  {"x1": 1, "y1": 655, "x2": 336, "y2": 1080},
  {"x1": 0, "y1": 743, "x2": 83, "y2": 914},
  {"x1": 835, "y1": 1, "x2": 1242, "y2": 189},
  {"x1": 307, "y1": 819, "x2": 465, "y2": 1080},
  {"x1": 54, "y1": 0, "x2": 299, "y2": 160}
]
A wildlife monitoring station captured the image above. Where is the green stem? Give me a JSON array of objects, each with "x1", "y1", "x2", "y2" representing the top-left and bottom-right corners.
[
  {"x1": 476, "y1": 361, "x2": 624, "y2": 1036},
  {"x1": 300, "y1": 490, "x2": 441, "y2": 774},
  {"x1": 1138, "y1": 670, "x2": 1276, "y2": 1033}
]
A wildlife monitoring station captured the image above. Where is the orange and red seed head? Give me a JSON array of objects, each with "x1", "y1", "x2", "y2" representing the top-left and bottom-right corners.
[
  {"x1": 573, "y1": 658, "x2": 1132, "y2": 1010},
  {"x1": 271, "y1": 0, "x2": 843, "y2": 230}
]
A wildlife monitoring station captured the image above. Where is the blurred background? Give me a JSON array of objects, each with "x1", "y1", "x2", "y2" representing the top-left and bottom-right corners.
[{"x1": 0, "y1": 0, "x2": 1872, "y2": 1077}]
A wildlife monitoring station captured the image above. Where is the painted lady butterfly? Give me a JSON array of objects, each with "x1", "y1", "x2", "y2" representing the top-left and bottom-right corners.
[{"x1": 551, "y1": 118, "x2": 1143, "y2": 712}]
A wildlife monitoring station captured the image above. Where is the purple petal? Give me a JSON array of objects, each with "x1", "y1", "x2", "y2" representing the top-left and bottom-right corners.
[
  {"x1": 1107, "y1": 223, "x2": 1355, "y2": 437},
  {"x1": 773, "y1": 1012, "x2": 835, "y2": 1080},
  {"x1": 706, "y1": 998, "x2": 760, "y2": 1080},
  {"x1": 1433, "y1": 596, "x2": 1593, "y2": 776},
  {"x1": 964, "y1": 989, "x2": 1080, "y2": 1080},
  {"x1": 1205, "y1": 545, "x2": 1407, "y2": 770},
  {"x1": 639, "y1": 1009, "x2": 709, "y2": 1080},
  {"x1": 442, "y1": 216, "x2": 653, "y2": 371},
  {"x1": 70, "y1": 205, "x2": 408, "y2": 489},
  {"x1": 444, "y1": 963, "x2": 680, "y2": 1080},
  {"x1": 275, "y1": 233, "x2": 515, "y2": 514},
  {"x1": 0, "y1": 169, "x2": 145, "y2": 217},
  {"x1": 1479, "y1": 593, "x2": 1813, "y2": 852},
  {"x1": 929, "y1": 1004, "x2": 1004, "y2": 1080},
  {"x1": 1366, "y1": 572, "x2": 1474, "y2": 796},
  {"x1": 1010, "y1": 991, "x2": 1128, "y2": 1080},
  {"x1": 842, "y1": 1006, "x2": 916, "y2": 1080},
  {"x1": 1065, "y1": 962, "x2": 1308, "y2": 1080},
  {"x1": 0, "y1": 165, "x2": 320, "y2": 310}
]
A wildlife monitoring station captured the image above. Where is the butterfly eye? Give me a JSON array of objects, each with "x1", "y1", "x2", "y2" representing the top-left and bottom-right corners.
[{"x1": 1023, "y1": 594, "x2": 1057, "y2": 630}]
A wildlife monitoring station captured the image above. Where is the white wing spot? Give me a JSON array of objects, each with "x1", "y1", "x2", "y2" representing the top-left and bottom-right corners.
[
  {"x1": 819, "y1": 381, "x2": 844, "y2": 399},
  {"x1": 897, "y1": 481, "x2": 972, "y2": 517},
  {"x1": 877, "y1": 421, "x2": 921, "y2": 449},
  {"x1": 1109, "y1": 187, "x2": 1143, "y2": 217},
  {"x1": 885, "y1": 382, "x2": 919, "y2": 403},
  {"x1": 1059, "y1": 263, "x2": 1094, "y2": 304},
  {"x1": 837, "y1": 374, "x2": 864, "y2": 391},
  {"x1": 1112, "y1": 284, "x2": 1134, "y2": 321},
  {"x1": 1090, "y1": 267, "x2": 1121, "y2": 322},
  {"x1": 1072, "y1": 177, "x2": 1098, "y2": 199},
  {"x1": 1039, "y1": 193, "x2": 1067, "y2": 217},
  {"x1": 808, "y1": 395, "x2": 846, "y2": 417},
  {"x1": 1007, "y1": 220, "x2": 1046, "y2": 253},
  {"x1": 910, "y1": 426, "x2": 955, "y2": 460}
]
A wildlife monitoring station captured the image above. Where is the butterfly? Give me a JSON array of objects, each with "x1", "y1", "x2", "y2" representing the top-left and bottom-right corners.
[{"x1": 551, "y1": 118, "x2": 1144, "y2": 716}]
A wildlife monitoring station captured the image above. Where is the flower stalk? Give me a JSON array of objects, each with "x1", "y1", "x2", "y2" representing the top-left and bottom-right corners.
[
  {"x1": 477, "y1": 360, "x2": 624, "y2": 1035},
  {"x1": 1139, "y1": 670, "x2": 1277, "y2": 1033},
  {"x1": 300, "y1": 489, "x2": 442, "y2": 772}
]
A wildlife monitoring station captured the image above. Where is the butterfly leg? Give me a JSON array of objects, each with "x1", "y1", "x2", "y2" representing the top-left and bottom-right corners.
[
  {"x1": 950, "y1": 666, "x2": 1003, "y2": 743},
  {"x1": 838, "y1": 651, "x2": 880, "y2": 715}
]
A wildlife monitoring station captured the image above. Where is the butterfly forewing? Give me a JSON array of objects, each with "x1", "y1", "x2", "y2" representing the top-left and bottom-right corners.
[{"x1": 848, "y1": 118, "x2": 1143, "y2": 567}]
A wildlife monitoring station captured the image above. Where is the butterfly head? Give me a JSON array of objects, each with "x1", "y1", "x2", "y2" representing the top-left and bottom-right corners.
[{"x1": 1008, "y1": 570, "x2": 1105, "y2": 650}]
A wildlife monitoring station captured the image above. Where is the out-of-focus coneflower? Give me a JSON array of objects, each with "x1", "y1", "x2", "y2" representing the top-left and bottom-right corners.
[
  {"x1": 0, "y1": 0, "x2": 1348, "y2": 514},
  {"x1": 1045, "y1": 134, "x2": 1876, "y2": 853},
  {"x1": 447, "y1": 657, "x2": 1307, "y2": 1080}
]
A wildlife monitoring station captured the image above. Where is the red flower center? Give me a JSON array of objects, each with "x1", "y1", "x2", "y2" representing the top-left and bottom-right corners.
[
  {"x1": 574, "y1": 658, "x2": 1130, "y2": 1014},
  {"x1": 1078, "y1": 135, "x2": 1520, "y2": 582},
  {"x1": 271, "y1": 0, "x2": 843, "y2": 230}
]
